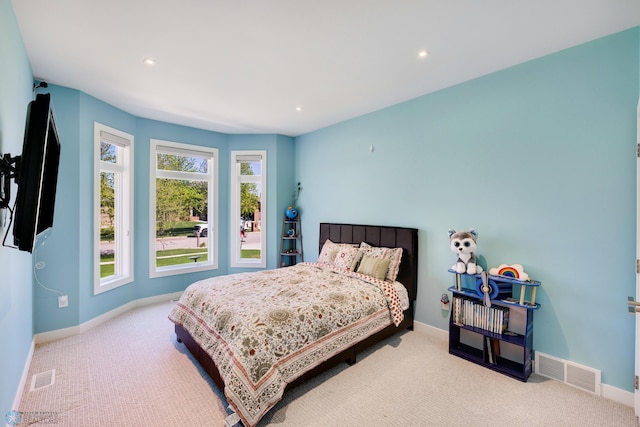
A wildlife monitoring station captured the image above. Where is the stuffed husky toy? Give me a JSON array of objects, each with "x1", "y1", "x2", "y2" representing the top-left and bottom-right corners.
[{"x1": 448, "y1": 228, "x2": 483, "y2": 274}]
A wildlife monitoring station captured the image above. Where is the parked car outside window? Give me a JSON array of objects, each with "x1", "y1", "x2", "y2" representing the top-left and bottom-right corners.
[{"x1": 193, "y1": 224, "x2": 208, "y2": 237}]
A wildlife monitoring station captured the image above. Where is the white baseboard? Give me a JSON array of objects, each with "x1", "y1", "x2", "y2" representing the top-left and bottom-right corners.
[
  {"x1": 11, "y1": 338, "x2": 35, "y2": 411},
  {"x1": 10, "y1": 292, "x2": 181, "y2": 426},
  {"x1": 413, "y1": 320, "x2": 447, "y2": 338},
  {"x1": 601, "y1": 383, "x2": 634, "y2": 408},
  {"x1": 18, "y1": 303, "x2": 638, "y2": 413},
  {"x1": 412, "y1": 320, "x2": 634, "y2": 408},
  {"x1": 34, "y1": 291, "x2": 183, "y2": 344}
]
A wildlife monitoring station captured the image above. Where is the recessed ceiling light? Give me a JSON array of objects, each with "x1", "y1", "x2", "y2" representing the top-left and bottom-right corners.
[
  {"x1": 295, "y1": 106, "x2": 303, "y2": 112},
  {"x1": 417, "y1": 49, "x2": 429, "y2": 58},
  {"x1": 143, "y1": 57, "x2": 156, "y2": 66}
]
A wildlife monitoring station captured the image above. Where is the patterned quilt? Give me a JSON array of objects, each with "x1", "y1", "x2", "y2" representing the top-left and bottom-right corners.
[{"x1": 168, "y1": 262, "x2": 405, "y2": 427}]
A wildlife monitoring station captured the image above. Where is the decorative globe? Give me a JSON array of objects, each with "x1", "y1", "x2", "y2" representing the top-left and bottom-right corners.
[{"x1": 285, "y1": 206, "x2": 298, "y2": 219}]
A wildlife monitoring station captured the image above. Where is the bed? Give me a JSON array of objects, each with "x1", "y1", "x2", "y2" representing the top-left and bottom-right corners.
[{"x1": 169, "y1": 223, "x2": 419, "y2": 426}]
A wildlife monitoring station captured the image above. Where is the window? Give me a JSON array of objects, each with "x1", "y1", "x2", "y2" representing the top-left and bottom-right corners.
[
  {"x1": 94, "y1": 123, "x2": 133, "y2": 294},
  {"x1": 150, "y1": 139, "x2": 218, "y2": 277},
  {"x1": 230, "y1": 151, "x2": 266, "y2": 268}
]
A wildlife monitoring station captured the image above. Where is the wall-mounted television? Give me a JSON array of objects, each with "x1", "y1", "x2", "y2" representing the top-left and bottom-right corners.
[{"x1": 0, "y1": 92, "x2": 61, "y2": 253}]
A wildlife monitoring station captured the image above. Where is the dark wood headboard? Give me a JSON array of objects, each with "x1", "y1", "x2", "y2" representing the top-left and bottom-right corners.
[{"x1": 318, "y1": 223, "x2": 419, "y2": 303}]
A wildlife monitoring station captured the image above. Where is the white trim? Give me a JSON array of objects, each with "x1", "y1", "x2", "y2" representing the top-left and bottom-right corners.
[
  {"x1": 11, "y1": 338, "x2": 35, "y2": 411},
  {"x1": 230, "y1": 150, "x2": 266, "y2": 268},
  {"x1": 11, "y1": 311, "x2": 635, "y2": 413},
  {"x1": 149, "y1": 139, "x2": 218, "y2": 278},
  {"x1": 416, "y1": 321, "x2": 633, "y2": 408},
  {"x1": 635, "y1": 97, "x2": 640, "y2": 416},
  {"x1": 413, "y1": 320, "x2": 448, "y2": 338},
  {"x1": 94, "y1": 122, "x2": 134, "y2": 295},
  {"x1": 34, "y1": 292, "x2": 183, "y2": 344},
  {"x1": 10, "y1": 293, "x2": 181, "y2": 419},
  {"x1": 602, "y1": 383, "x2": 634, "y2": 408}
]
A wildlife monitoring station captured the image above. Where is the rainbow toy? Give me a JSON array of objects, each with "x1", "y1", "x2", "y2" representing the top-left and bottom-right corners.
[{"x1": 488, "y1": 264, "x2": 530, "y2": 281}]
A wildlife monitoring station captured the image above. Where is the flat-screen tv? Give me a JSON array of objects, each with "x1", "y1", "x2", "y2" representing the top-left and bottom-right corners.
[{"x1": 12, "y1": 93, "x2": 61, "y2": 252}]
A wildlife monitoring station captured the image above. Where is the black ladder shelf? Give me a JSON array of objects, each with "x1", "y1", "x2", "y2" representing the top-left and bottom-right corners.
[{"x1": 280, "y1": 214, "x2": 303, "y2": 267}]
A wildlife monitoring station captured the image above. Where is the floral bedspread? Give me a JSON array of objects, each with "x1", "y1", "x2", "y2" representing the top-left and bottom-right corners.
[{"x1": 168, "y1": 262, "x2": 404, "y2": 427}]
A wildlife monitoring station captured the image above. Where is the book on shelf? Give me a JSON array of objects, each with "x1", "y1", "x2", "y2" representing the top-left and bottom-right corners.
[
  {"x1": 485, "y1": 337, "x2": 501, "y2": 365},
  {"x1": 486, "y1": 336, "x2": 494, "y2": 364},
  {"x1": 491, "y1": 338, "x2": 501, "y2": 360},
  {"x1": 451, "y1": 296, "x2": 509, "y2": 334}
]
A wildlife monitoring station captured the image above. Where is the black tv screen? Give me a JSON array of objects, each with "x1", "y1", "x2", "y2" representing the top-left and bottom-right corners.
[{"x1": 13, "y1": 93, "x2": 61, "y2": 252}]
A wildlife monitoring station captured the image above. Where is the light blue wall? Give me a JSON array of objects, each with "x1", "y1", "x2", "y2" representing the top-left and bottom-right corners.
[
  {"x1": 27, "y1": 86, "x2": 140, "y2": 332},
  {"x1": 0, "y1": 0, "x2": 35, "y2": 413},
  {"x1": 2, "y1": 0, "x2": 638, "y2": 406},
  {"x1": 25, "y1": 90, "x2": 296, "y2": 333},
  {"x1": 227, "y1": 134, "x2": 296, "y2": 271},
  {"x1": 295, "y1": 27, "x2": 640, "y2": 391},
  {"x1": 133, "y1": 118, "x2": 231, "y2": 299}
]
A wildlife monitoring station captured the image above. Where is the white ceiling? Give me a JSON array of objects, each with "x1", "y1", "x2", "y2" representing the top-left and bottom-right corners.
[{"x1": 11, "y1": 0, "x2": 640, "y2": 137}]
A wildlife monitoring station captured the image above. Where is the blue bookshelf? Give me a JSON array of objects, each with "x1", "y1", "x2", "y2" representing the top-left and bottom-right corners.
[{"x1": 448, "y1": 271, "x2": 540, "y2": 381}]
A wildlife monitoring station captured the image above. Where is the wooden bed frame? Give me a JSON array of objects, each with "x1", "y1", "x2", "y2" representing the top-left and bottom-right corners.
[{"x1": 175, "y1": 222, "x2": 419, "y2": 395}]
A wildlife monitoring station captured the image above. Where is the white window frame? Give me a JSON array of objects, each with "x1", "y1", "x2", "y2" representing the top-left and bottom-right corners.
[
  {"x1": 230, "y1": 150, "x2": 266, "y2": 268},
  {"x1": 149, "y1": 139, "x2": 218, "y2": 278},
  {"x1": 93, "y1": 122, "x2": 134, "y2": 295}
]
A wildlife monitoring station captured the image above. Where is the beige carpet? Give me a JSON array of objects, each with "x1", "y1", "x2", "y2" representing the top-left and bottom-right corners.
[{"x1": 17, "y1": 301, "x2": 638, "y2": 426}]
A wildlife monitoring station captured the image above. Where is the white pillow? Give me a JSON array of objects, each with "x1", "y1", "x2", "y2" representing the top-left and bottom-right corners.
[
  {"x1": 318, "y1": 240, "x2": 339, "y2": 264},
  {"x1": 333, "y1": 245, "x2": 361, "y2": 271}
]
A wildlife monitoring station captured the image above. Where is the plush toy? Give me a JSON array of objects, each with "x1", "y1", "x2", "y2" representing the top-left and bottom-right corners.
[{"x1": 448, "y1": 228, "x2": 483, "y2": 275}]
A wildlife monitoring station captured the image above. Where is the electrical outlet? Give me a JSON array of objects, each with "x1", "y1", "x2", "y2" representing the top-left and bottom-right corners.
[
  {"x1": 440, "y1": 293, "x2": 450, "y2": 311},
  {"x1": 58, "y1": 295, "x2": 68, "y2": 308}
]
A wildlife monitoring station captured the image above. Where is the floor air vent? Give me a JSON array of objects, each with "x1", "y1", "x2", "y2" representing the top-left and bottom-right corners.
[
  {"x1": 535, "y1": 352, "x2": 600, "y2": 395},
  {"x1": 30, "y1": 369, "x2": 56, "y2": 392}
]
